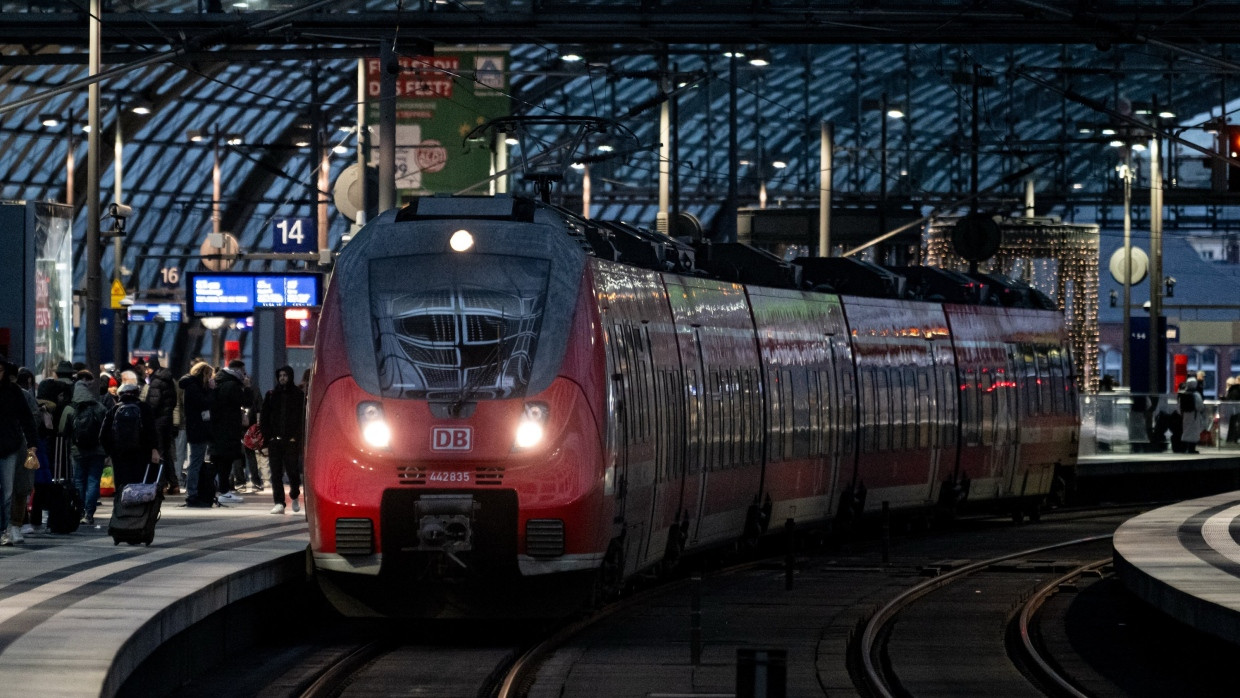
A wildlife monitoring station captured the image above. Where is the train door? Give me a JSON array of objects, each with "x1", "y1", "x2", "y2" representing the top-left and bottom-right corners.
[
  {"x1": 912, "y1": 365, "x2": 940, "y2": 503},
  {"x1": 605, "y1": 318, "x2": 658, "y2": 577},
  {"x1": 996, "y1": 345, "x2": 1021, "y2": 497},
  {"x1": 688, "y1": 327, "x2": 710, "y2": 544}
]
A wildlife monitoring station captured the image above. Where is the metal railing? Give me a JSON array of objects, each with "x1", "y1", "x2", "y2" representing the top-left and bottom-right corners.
[{"x1": 1080, "y1": 390, "x2": 1240, "y2": 455}]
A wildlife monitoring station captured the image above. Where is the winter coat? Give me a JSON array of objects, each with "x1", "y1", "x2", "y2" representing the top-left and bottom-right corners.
[
  {"x1": 0, "y1": 380, "x2": 37, "y2": 458},
  {"x1": 145, "y1": 367, "x2": 178, "y2": 426},
  {"x1": 1179, "y1": 387, "x2": 1207, "y2": 444},
  {"x1": 180, "y1": 373, "x2": 214, "y2": 444},
  {"x1": 100, "y1": 391, "x2": 157, "y2": 460},
  {"x1": 260, "y1": 366, "x2": 306, "y2": 444},
  {"x1": 210, "y1": 369, "x2": 251, "y2": 461},
  {"x1": 58, "y1": 381, "x2": 108, "y2": 459}
]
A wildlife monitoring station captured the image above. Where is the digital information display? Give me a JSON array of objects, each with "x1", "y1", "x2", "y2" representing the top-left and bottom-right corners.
[
  {"x1": 127, "y1": 303, "x2": 184, "y2": 323},
  {"x1": 188, "y1": 272, "x2": 322, "y2": 317}
]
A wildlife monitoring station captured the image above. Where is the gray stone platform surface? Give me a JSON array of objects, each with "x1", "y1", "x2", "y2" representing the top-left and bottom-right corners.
[
  {"x1": 1114, "y1": 490, "x2": 1240, "y2": 646},
  {"x1": 0, "y1": 496, "x2": 309, "y2": 698}
]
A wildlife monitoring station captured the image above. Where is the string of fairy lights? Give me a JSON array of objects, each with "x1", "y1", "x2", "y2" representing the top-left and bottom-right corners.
[{"x1": 926, "y1": 217, "x2": 1100, "y2": 391}]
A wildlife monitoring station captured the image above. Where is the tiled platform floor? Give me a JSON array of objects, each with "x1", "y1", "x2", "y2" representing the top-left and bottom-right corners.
[
  {"x1": 1114, "y1": 490, "x2": 1240, "y2": 646},
  {"x1": 0, "y1": 494, "x2": 308, "y2": 698}
]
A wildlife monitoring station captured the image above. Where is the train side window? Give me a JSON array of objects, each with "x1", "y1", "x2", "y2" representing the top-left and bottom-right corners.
[
  {"x1": 1019, "y1": 345, "x2": 1038, "y2": 416},
  {"x1": 823, "y1": 369, "x2": 843, "y2": 456},
  {"x1": 876, "y1": 369, "x2": 892, "y2": 452},
  {"x1": 709, "y1": 369, "x2": 719, "y2": 473},
  {"x1": 882, "y1": 369, "x2": 898, "y2": 451},
  {"x1": 1048, "y1": 347, "x2": 1065, "y2": 414},
  {"x1": 766, "y1": 369, "x2": 781, "y2": 463},
  {"x1": 939, "y1": 366, "x2": 956, "y2": 448},
  {"x1": 980, "y1": 370, "x2": 996, "y2": 445},
  {"x1": 750, "y1": 369, "x2": 762, "y2": 465},
  {"x1": 684, "y1": 367, "x2": 700, "y2": 475},
  {"x1": 1035, "y1": 346, "x2": 1051, "y2": 416},
  {"x1": 781, "y1": 369, "x2": 795, "y2": 460},
  {"x1": 822, "y1": 367, "x2": 834, "y2": 457},
  {"x1": 725, "y1": 369, "x2": 738, "y2": 469},
  {"x1": 902, "y1": 367, "x2": 918, "y2": 450},
  {"x1": 960, "y1": 366, "x2": 978, "y2": 446},
  {"x1": 916, "y1": 367, "x2": 932, "y2": 449},
  {"x1": 807, "y1": 370, "x2": 822, "y2": 457},
  {"x1": 858, "y1": 369, "x2": 874, "y2": 454}
]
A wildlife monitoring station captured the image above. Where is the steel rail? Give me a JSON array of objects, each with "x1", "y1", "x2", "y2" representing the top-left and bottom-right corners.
[
  {"x1": 859, "y1": 534, "x2": 1114, "y2": 698},
  {"x1": 1017, "y1": 557, "x2": 1112, "y2": 698}
]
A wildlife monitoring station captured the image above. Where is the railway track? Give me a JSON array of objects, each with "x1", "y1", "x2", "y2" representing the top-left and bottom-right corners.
[{"x1": 857, "y1": 535, "x2": 1114, "y2": 698}]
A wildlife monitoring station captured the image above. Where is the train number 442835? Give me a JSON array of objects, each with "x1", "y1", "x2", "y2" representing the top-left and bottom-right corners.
[{"x1": 427, "y1": 471, "x2": 472, "y2": 483}]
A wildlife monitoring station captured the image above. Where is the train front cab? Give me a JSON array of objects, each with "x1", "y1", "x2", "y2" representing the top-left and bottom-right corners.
[{"x1": 304, "y1": 204, "x2": 617, "y2": 614}]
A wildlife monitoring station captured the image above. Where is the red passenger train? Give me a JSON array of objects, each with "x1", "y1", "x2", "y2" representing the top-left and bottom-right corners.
[{"x1": 304, "y1": 195, "x2": 1079, "y2": 617}]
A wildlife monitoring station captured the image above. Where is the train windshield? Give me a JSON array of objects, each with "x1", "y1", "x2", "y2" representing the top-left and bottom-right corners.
[{"x1": 367, "y1": 253, "x2": 550, "y2": 400}]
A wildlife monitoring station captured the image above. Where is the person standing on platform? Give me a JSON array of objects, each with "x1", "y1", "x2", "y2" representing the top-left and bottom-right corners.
[
  {"x1": 143, "y1": 359, "x2": 180, "y2": 495},
  {"x1": 100, "y1": 383, "x2": 159, "y2": 495},
  {"x1": 1179, "y1": 377, "x2": 1207, "y2": 455},
  {"x1": 210, "y1": 360, "x2": 251, "y2": 504},
  {"x1": 0, "y1": 357, "x2": 38, "y2": 546},
  {"x1": 180, "y1": 362, "x2": 215, "y2": 507},
  {"x1": 260, "y1": 365, "x2": 305, "y2": 515},
  {"x1": 59, "y1": 372, "x2": 108, "y2": 525}
]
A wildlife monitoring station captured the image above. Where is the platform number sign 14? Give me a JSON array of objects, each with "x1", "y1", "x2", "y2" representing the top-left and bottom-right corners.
[{"x1": 272, "y1": 217, "x2": 317, "y2": 253}]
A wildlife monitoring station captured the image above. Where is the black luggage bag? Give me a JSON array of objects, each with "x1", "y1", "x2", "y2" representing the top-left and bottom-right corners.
[
  {"x1": 46, "y1": 436, "x2": 83, "y2": 534},
  {"x1": 109, "y1": 464, "x2": 164, "y2": 546}
]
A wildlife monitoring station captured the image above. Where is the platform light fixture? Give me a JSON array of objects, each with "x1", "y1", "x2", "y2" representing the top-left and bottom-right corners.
[{"x1": 747, "y1": 47, "x2": 772, "y2": 67}]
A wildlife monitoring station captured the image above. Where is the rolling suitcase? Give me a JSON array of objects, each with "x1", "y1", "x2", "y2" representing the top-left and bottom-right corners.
[
  {"x1": 109, "y1": 464, "x2": 164, "y2": 546},
  {"x1": 45, "y1": 436, "x2": 83, "y2": 535}
]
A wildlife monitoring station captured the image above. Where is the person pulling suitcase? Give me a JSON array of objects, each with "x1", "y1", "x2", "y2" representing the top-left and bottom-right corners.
[{"x1": 100, "y1": 383, "x2": 159, "y2": 499}]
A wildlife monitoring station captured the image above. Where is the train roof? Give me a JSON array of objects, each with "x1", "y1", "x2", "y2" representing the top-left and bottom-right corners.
[{"x1": 392, "y1": 194, "x2": 1059, "y2": 311}]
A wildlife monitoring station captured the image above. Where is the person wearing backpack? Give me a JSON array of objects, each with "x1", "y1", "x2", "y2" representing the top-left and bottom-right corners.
[
  {"x1": 100, "y1": 383, "x2": 158, "y2": 496},
  {"x1": 59, "y1": 371, "x2": 109, "y2": 525}
]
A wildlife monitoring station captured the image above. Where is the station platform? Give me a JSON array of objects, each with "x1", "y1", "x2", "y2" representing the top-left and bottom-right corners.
[
  {"x1": 1076, "y1": 449, "x2": 1240, "y2": 504},
  {"x1": 1114, "y1": 490, "x2": 1240, "y2": 647},
  {"x1": 0, "y1": 496, "x2": 309, "y2": 698}
]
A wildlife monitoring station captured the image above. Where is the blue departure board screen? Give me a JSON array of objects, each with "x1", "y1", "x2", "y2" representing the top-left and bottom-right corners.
[{"x1": 188, "y1": 272, "x2": 322, "y2": 316}]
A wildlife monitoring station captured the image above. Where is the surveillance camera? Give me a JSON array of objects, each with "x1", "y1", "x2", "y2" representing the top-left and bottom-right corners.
[{"x1": 109, "y1": 203, "x2": 134, "y2": 219}]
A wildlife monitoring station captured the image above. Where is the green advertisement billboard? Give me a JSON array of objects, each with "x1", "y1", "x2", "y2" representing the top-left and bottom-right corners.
[{"x1": 366, "y1": 48, "x2": 510, "y2": 199}]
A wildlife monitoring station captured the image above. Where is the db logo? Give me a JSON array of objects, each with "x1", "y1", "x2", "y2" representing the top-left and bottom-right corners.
[{"x1": 431, "y1": 426, "x2": 472, "y2": 451}]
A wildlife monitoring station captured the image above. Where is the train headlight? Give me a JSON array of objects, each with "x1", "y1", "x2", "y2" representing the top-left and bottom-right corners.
[
  {"x1": 449, "y1": 229, "x2": 474, "y2": 252},
  {"x1": 514, "y1": 401, "x2": 549, "y2": 450},
  {"x1": 357, "y1": 401, "x2": 391, "y2": 449}
]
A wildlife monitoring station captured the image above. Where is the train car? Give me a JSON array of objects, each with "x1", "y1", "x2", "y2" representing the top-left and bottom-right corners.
[{"x1": 304, "y1": 194, "x2": 1080, "y2": 617}]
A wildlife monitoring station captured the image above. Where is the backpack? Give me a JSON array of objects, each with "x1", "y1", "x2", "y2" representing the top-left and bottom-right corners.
[
  {"x1": 72, "y1": 401, "x2": 105, "y2": 451},
  {"x1": 1178, "y1": 391, "x2": 1197, "y2": 413},
  {"x1": 111, "y1": 402, "x2": 143, "y2": 448}
]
